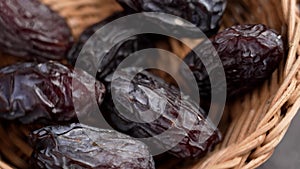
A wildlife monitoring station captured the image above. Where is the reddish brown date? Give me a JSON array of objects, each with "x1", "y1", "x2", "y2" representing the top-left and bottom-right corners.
[
  {"x1": 102, "y1": 68, "x2": 221, "y2": 158},
  {"x1": 183, "y1": 24, "x2": 284, "y2": 97},
  {"x1": 30, "y1": 123, "x2": 155, "y2": 169},
  {"x1": 0, "y1": 0, "x2": 73, "y2": 60},
  {"x1": 0, "y1": 61, "x2": 105, "y2": 124}
]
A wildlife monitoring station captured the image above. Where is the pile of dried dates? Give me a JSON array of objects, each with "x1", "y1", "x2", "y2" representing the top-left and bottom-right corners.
[{"x1": 0, "y1": 0, "x2": 284, "y2": 169}]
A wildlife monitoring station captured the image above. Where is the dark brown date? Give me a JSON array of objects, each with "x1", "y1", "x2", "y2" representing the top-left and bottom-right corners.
[
  {"x1": 183, "y1": 24, "x2": 284, "y2": 97},
  {"x1": 0, "y1": 0, "x2": 73, "y2": 60},
  {"x1": 102, "y1": 68, "x2": 221, "y2": 158},
  {"x1": 30, "y1": 123, "x2": 155, "y2": 169},
  {"x1": 116, "y1": 0, "x2": 227, "y2": 37},
  {"x1": 67, "y1": 12, "x2": 155, "y2": 80},
  {"x1": 0, "y1": 61, "x2": 105, "y2": 124}
]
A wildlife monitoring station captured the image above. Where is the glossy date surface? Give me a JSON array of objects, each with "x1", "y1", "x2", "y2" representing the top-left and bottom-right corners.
[
  {"x1": 67, "y1": 12, "x2": 155, "y2": 80},
  {"x1": 183, "y1": 24, "x2": 284, "y2": 97},
  {"x1": 30, "y1": 123, "x2": 155, "y2": 169},
  {"x1": 0, "y1": 0, "x2": 73, "y2": 60},
  {"x1": 116, "y1": 0, "x2": 227, "y2": 37},
  {"x1": 0, "y1": 61, "x2": 105, "y2": 124},
  {"x1": 102, "y1": 68, "x2": 221, "y2": 158}
]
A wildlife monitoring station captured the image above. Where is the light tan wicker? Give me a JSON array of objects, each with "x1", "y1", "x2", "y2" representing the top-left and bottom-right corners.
[{"x1": 0, "y1": 0, "x2": 299, "y2": 169}]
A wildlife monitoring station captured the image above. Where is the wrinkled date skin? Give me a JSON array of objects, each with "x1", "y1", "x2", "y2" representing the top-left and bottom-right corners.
[
  {"x1": 0, "y1": 61, "x2": 105, "y2": 124},
  {"x1": 183, "y1": 24, "x2": 284, "y2": 97},
  {"x1": 102, "y1": 68, "x2": 221, "y2": 158},
  {"x1": 0, "y1": 0, "x2": 73, "y2": 60},
  {"x1": 67, "y1": 12, "x2": 155, "y2": 80},
  {"x1": 116, "y1": 0, "x2": 227, "y2": 37},
  {"x1": 30, "y1": 123, "x2": 155, "y2": 169}
]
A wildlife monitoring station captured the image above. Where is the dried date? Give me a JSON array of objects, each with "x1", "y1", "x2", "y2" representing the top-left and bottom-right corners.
[
  {"x1": 0, "y1": 61, "x2": 105, "y2": 124},
  {"x1": 102, "y1": 68, "x2": 221, "y2": 158},
  {"x1": 0, "y1": 0, "x2": 73, "y2": 60},
  {"x1": 116, "y1": 0, "x2": 227, "y2": 37},
  {"x1": 30, "y1": 123, "x2": 155, "y2": 169},
  {"x1": 67, "y1": 12, "x2": 155, "y2": 80},
  {"x1": 183, "y1": 24, "x2": 284, "y2": 97}
]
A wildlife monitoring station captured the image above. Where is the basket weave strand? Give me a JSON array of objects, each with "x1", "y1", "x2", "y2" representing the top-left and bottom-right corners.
[{"x1": 0, "y1": 0, "x2": 300, "y2": 168}]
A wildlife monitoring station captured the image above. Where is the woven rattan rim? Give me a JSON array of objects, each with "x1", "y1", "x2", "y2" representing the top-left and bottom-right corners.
[{"x1": 0, "y1": 0, "x2": 299, "y2": 168}]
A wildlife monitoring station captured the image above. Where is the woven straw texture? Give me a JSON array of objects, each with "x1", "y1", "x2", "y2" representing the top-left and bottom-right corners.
[{"x1": 0, "y1": 0, "x2": 299, "y2": 169}]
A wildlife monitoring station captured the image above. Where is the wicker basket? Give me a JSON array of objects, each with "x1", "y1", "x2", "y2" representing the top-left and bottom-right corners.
[{"x1": 0, "y1": 0, "x2": 299, "y2": 168}]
